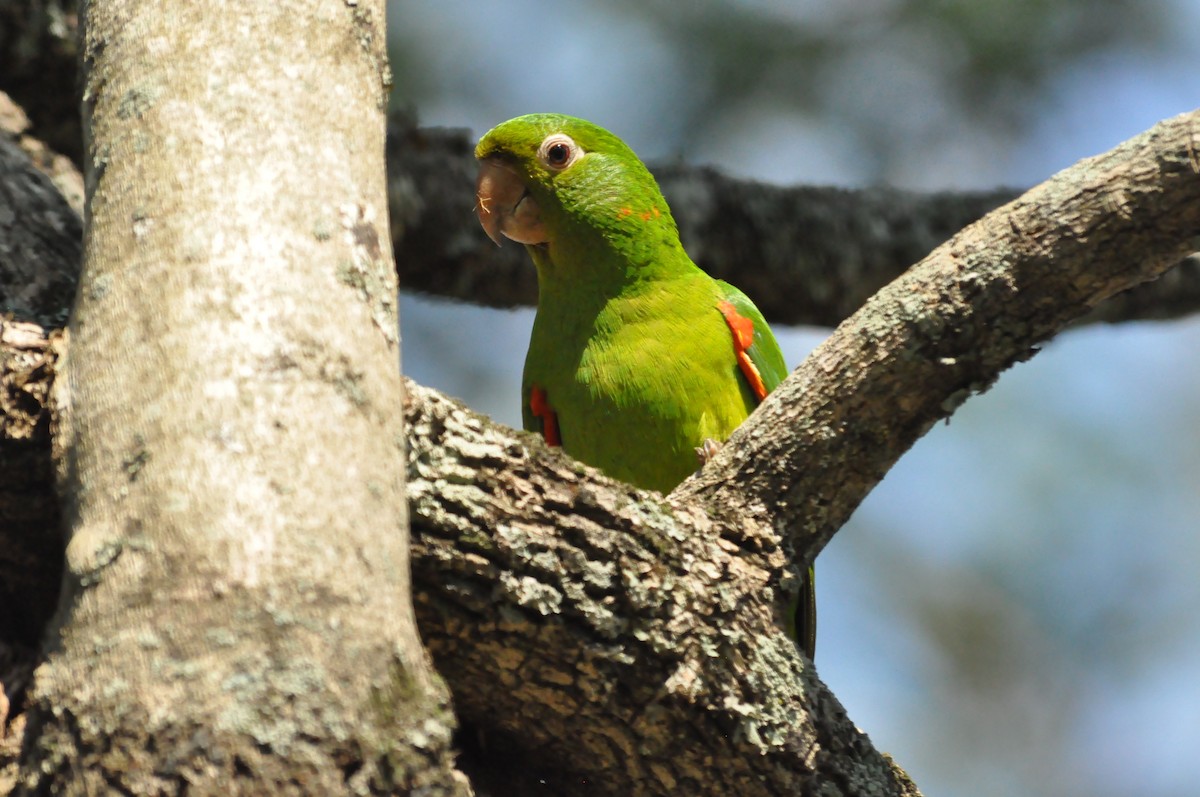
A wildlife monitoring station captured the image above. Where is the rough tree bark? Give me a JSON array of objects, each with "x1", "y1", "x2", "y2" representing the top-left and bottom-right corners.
[{"x1": 11, "y1": 2, "x2": 467, "y2": 795}]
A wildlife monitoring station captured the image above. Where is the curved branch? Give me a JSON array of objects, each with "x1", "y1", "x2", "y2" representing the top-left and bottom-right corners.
[
  {"x1": 675, "y1": 109, "x2": 1200, "y2": 561},
  {"x1": 400, "y1": 113, "x2": 1200, "y2": 794}
]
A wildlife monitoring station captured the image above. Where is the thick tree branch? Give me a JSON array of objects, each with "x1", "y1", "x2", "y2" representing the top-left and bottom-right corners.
[
  {"x1": 14, "y1": 2, "x2": 470, "y2": 793},
  {"x1": 404, "y1": 102, "x2": 1200, "y2": 785},
  {"x1": 382, "y1": 110, "x2": 1200, "y2": 796},
  {"x1": 676, "y1": 109, "x2": 1200, "y2": 561},
  {"x1": 405, "y1": 380, "x2": 906, "y2": 796}
]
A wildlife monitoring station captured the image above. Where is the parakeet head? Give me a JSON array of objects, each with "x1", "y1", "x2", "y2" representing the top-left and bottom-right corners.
[{"x1": 474, "y1": 114, "x2": 678, "y2": 258}]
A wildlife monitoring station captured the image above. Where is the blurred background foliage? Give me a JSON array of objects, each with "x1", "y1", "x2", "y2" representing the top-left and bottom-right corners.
[{"x1": 388, "y1": 2, "x2": 1200, "y2": 795}]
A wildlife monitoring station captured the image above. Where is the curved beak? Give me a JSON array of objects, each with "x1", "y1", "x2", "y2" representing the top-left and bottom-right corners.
[{"x1": 475, "y1": 157, "x2": 548, "y2": 246}]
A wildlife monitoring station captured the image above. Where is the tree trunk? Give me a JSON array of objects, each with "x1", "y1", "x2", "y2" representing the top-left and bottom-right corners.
[{"x1": 14, "y1": 2, "x2": 466, "y2": 794}]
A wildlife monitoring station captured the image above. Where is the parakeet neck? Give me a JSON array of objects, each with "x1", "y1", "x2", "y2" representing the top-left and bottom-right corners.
[
  {"x1": 531, "y1": 240, "x2": 691, "y2": 321},
  {"x1": 530, "y1": 204, "x2": 695, "y2": 290}
]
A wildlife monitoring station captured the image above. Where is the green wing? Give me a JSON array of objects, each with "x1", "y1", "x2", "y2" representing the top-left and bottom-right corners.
[
  {"x1": 716, "y1": 279, "x2": 817, "y2": 661},
  {"x1": 715, "y1": 280, "x2": 788, "y2": 395}
]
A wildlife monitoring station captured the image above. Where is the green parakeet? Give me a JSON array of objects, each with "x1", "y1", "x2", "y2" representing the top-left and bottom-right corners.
[{"x1": 474, "y1": 113, "x2": 815, "y2": 659}]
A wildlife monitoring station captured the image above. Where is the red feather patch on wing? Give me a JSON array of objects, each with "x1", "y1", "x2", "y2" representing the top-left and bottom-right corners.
[
  {"x1": 529, "y1": 384, "x2": 561, "y2": 446},
  {"x1": 718, "y1": 300, "x2": 768, "y2": 402}
]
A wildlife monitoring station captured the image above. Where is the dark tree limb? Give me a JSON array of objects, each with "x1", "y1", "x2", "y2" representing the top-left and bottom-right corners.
[
  {"x1": 387, "y1": 116, "x2": 1200, "y2": 328},
  {"x1": 1078, "y1": 252, "x2": 1200, "y2": 323},
  {"x1": 0, "y1": 105, "x2": 78, "y2": 653},
  {"x1": 0, "y1": 317, "x2": 56, "y2": 790},
  {"x1": 4, "y1": 1, "x2": 1200, "y2": 329},
  {"x1": 2, "y1": 81, "x2": 1199, "y2": 332},
  {"x1": 0, "y1": 118, "x2": 81, "y2": 329},
  {"x1": 387, "y1": 117, "x2": 1017, "y2": 325},
  {"x1": 0, "y1": 91, "x2": 84, "y2": 215}
]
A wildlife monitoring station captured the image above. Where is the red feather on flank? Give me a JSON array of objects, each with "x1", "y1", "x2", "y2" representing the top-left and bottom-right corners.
[
  {"x1": 529, "y1": 384, "x2": 561, "y2": 446},
  {"x1": 718, "y1": 300, "x2": 768, "y2": 402}
]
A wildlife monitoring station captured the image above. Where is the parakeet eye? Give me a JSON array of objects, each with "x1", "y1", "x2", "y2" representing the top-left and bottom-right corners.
[{"x1": 537, "y1": 134, "x2": 581, "y2": 171}]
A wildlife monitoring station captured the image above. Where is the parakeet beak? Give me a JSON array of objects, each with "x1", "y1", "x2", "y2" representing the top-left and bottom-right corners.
[{"x1": 475, "y1": 157, "x2": 548, "y2": 246}]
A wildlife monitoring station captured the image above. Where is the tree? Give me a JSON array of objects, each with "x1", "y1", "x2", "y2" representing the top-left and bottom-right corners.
[
  {"x1": 3, "y1": 1, "x2": 466, "y2": 794},
  {"x1": 2, "y1": 2, "x2": 1199, "y2": 795}
]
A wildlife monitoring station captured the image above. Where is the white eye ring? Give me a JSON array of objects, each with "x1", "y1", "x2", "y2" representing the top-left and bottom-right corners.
[{"x1": 537, "y1": 133, "x2": 582, "y2": 171}]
